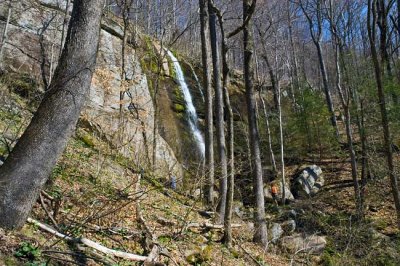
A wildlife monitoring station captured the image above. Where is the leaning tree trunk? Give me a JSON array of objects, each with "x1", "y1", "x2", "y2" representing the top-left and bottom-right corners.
[
  {"x1": 199, "y1": 0, "x2": 215, "y2": 208},
  {"x1": 208, "y1": 0, "x2": 227, "y2": 224},
  {"x1": 0, "y1": 0, "x2": 103, "y2": 229},
  {"x1": 243, "y1": 0, "x2": 267, "y2": 247}
]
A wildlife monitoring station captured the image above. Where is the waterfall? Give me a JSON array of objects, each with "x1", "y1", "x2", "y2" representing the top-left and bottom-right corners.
[{"x1": 166, "y1": 50, "x2": 205, "y2": 158}]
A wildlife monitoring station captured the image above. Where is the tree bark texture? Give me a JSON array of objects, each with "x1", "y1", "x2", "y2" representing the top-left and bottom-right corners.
[
  {"x1": 368, "y1": 0, "x2": 400, "y2": 228},
  {"x1": 0, "y1": 0, "x2": 103, "y2": 229},
  {"x1": 208, "y1": 0, "x2": 227, "y2": 224},
  {"x1": 215, "y1": 9, "x2": 234, "y2": 247},
  {"x1": 243, "y1": 0, "x2": 267, "y2": 247},
  {"x1": 199, "y1": 0, "x2": 215, "y2": 208}
]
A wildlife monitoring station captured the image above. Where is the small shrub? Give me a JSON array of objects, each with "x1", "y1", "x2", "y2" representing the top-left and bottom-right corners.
[{"x1": 14, "y1": 242, "x2": 41, "y2": 262}]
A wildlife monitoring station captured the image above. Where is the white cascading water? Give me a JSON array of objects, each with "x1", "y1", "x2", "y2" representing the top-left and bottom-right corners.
[{"x1": 166, "y1": 50, "x2": 205, "y2": 158}]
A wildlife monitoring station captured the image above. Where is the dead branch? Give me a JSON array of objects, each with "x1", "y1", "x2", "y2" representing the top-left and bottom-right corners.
[
  {"x1": 186, "y1": 222, "x2": 242, "y2": 230},
  {"x1": 27, "y1": 217, "x2": 149, "y2": 262},
  {"x1": 39, "y1": 194, "x2": 59, "y2": 230}
]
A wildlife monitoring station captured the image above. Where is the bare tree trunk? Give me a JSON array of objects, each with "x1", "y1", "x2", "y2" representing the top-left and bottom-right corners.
[
  {"x1": 0, "y1": 0, "x2": 12, "y2": 70},
  {"x1": 335, "y1": 44, "x2": 363, "y2": 218},
  {"x1": 243, "y1": 0, "x2": 267, "y2": 247},
  {"x1": 0, "y1": 0, "x2": 103, "y2": 229},
  {"x1": 214, "y1": 8, "x2": 235, "y2": 247},
  {"x1": 368, "y1": 0, "x2": 400, "y2": 228},
  {"x1": 59, "y1": 0, "x2": 70, "y2": 58},
  {"x1": 315, "y1": 42, "x2": 339, "y2": 137},
  {"x1": 377, "y1": 0, "x2": 392, "y2": 77},
  {"x1": 327, "y1": 0, "x2": 363, "y2": 218},
  {"x1": 259, "y1": 93, "x2": 277, "y2": 174},
  {"x1": 287, "y1": 1, "x2": 299, "y2": 97},
  {"x1": 299, "y1": 0, "x2": 339, "y2": 137},
  {"x1": 199, "y1": 0, "x2": 215, "y2": 208},
  {"x1": 208, "y1": 0, "x2": 227, "y2": 224},
  {"x1": 277, "y1": 82, "x2": 286, "y2": 205}
]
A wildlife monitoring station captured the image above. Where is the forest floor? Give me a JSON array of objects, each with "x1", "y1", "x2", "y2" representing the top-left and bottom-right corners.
[{"x1": 1, "y1": 80, "x2": 400, "y2": 265}]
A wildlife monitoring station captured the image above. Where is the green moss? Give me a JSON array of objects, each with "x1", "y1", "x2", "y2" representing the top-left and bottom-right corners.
[
  {"x1": 174, "y1": 103, "x2": 185, "y2": 113},
  {"x1": 173, "y1": 86, "x2": 184, "y2": 102},
  {"x1": 113, "y1": 153, "x2": 132, "y2": 168},
  {"x1": 1, "y1": 73, "x2": 40, "y2": 103},
  {"x1": 79, "y1": 133, "x2": 95, "y2": 148}
]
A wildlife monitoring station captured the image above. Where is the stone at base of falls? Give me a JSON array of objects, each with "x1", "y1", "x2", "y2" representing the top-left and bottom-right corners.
[
  {"x1": 292, "y1": 165, "x2": 324, "y2": 198},
  {"x1": 280, "y1": 234, "x2": 327, "y2": 254}
]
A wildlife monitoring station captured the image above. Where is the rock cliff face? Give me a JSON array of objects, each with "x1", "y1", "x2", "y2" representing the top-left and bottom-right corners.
[{"x1": 0, "y1": 0, "x2": 182, "y2": 177}]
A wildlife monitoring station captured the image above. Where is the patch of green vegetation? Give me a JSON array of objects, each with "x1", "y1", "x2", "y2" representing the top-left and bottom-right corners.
[
  {"x1": 0, "y1": 255, "x2": 19, "y2": 266},
  {"x1": 320, "y1": 240, "x2": 341, "y2": 266},
  {"x1": 14, "y1": 242, "x2": 41, "y2": 263},
  {"x1": 186, "y1": 245, "x2": 213, "y2": 265},
  {"x1": 158, "y1": 235, "x2": 172, "y2": 245},
  {"x1": 173, "y1": 86, "x2": 184, "y2": 103},
  {"x1": 174, "y1": 103, "x2": 185, "y2": 113},
  {"x1": 371, "y1": 254, "x2": 398, "y2": 266},
  {"x1": 78, "y1": 133, "x2": 95, "y2": 148},
  {"x1": 113, "y1": 153, "x2": 132, "y2": 169},
  {"x1": 284, "y1": 86, "x2": 340, "y2": 158},
  {"x1": 373, "y1": 218, "x2": 389, "y2": 231},
  {"x1": 0, "y1": 73, "x2": 42, "y2": 112}
]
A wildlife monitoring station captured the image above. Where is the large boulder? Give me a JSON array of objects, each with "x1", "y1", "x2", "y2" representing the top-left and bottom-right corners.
[
  {"x1": 264, "y1": 183, "x2": 295, "y2": 203},
  {"x1": 281, "y1": 219, "x2": 296, "y2": 235},
  {"x1": 269, "y1": 223, "x2": 284, "y2": 244},
  {"x1": 291, "y1": 165, "x2": 324, "y2": 198},
  {"x1": 280, "y1": 234, "x2": 327, "y2": 254}
]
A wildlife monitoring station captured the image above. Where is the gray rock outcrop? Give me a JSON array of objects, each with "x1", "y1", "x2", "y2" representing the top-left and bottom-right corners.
[
  {"x1": 269, "y1": 223, "x2": 284, "y2": 244},
  {"x1": 292, "y1": 165, "x2": 324, "y2": 198},
  {"x1": 280, "y1": 234, "x2": 327, "y2": 254},
  {"x1": 0, "y1": 0, "x2": 182, "y2": 178},
  {"x1": 264, "y1": 183, "x2": 295, "y2": 203}
]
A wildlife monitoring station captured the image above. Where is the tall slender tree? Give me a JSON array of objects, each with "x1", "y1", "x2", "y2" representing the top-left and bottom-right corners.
[
  {"x1": 208, "y1": 0, "x2": 227, "y2": 224},
  {"x1": 243, "y1": 0, "x2": 267, "y2": 246},
  {"x1": 368, "y1": 0, "x2": 400, "y2": 228},
  {"x1": 327, "y1": 0, "x2": 363, "y2": 218},
  {"x1": 199, "y1": 0, "x2": 215, "y2": 208},
  {"x1": 298, "y1": 0, "x2": 339, "y2": 137}
]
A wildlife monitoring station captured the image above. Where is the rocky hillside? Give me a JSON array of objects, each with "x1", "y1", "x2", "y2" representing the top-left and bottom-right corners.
[
  {"x1": 1, "y1": 1, "x2": 400, "y2": 265},
  {"x1": 0, "y1": 0, "x2": 220, "y2": 181}
]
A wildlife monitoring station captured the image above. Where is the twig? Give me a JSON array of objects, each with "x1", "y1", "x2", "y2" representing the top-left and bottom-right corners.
[
  {"x1": 39, "y1": 194, "x2": 59, "y2": 230},
  {"x1": 41, "y1": 190, "x2": 55, "y2": 201},
  {"x1": 233, "y1": 239, "x2": 264, "y2": 266}
]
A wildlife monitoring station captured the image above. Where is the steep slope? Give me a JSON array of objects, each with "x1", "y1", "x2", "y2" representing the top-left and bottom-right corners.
[
  {"x1": 0, "y1": 0, "x2": 182, "y2": 178},
  {"x1": 0, "y1": 83, "x2": 287, "y2": 265}
]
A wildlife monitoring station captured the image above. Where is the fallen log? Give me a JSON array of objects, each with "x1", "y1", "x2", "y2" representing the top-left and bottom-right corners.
[
  {"x1": 27, "y1": 218, "x2": 148, "y2": 262},
  {"x1": 186, "y1": 222, "x2": 242, "y2": 230}
]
